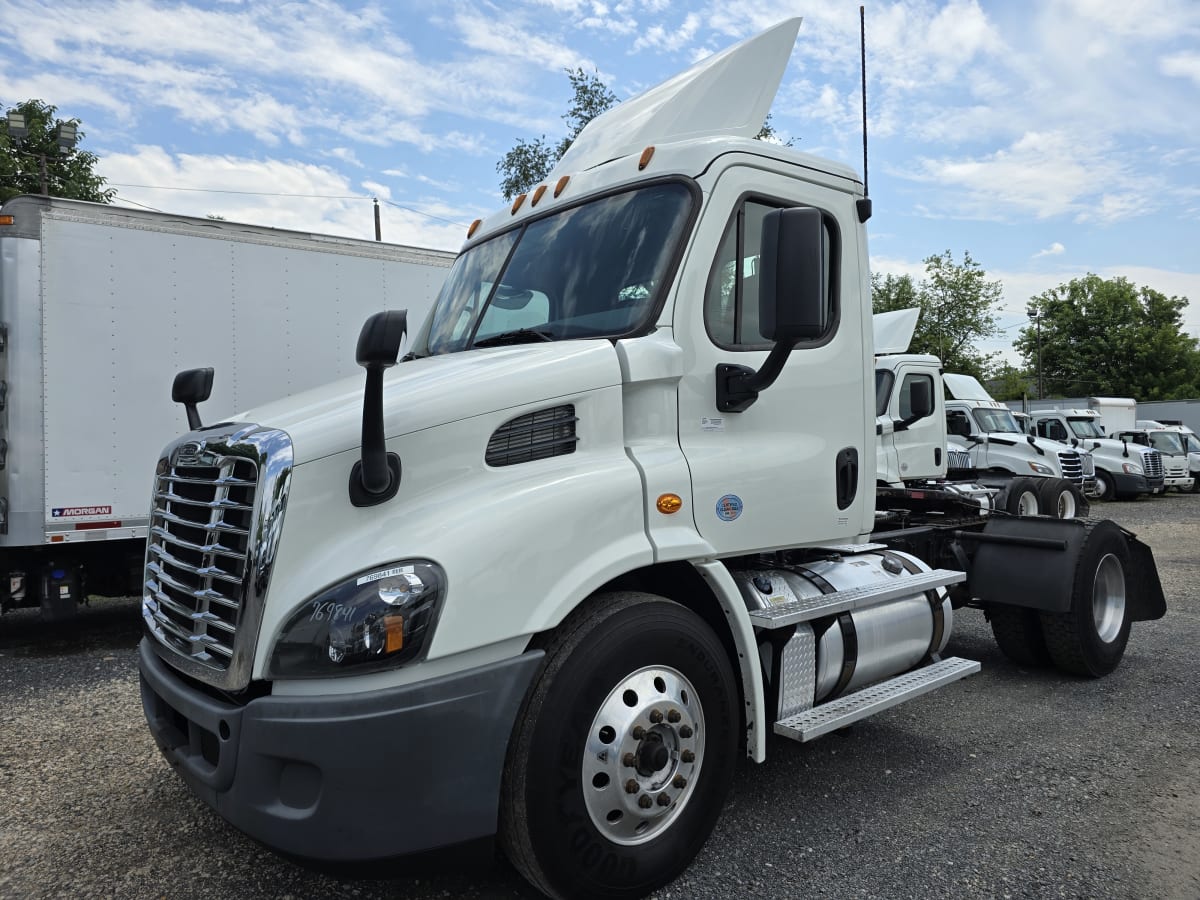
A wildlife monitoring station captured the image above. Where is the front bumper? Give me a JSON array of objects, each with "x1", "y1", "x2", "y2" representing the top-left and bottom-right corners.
[
  {"x1": 139, "y1": 639, "x2": 543, "y2": 862},
  {"x1": 1164, "y1": 475, "x2": 1194, "y2": 490}
]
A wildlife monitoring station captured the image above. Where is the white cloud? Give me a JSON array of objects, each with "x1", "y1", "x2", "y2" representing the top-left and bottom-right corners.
[
  {"x1": 1034, "y1": 242, "x2": 1065, "y2": 258},
  {"x1": 1162, "y1": 52, "x2": 1200, "y2": 86}
]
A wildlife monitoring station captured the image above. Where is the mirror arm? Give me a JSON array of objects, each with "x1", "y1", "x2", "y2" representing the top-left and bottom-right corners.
[{"x1": 715, "y1": 342, "x2": 795, "y2": 413}]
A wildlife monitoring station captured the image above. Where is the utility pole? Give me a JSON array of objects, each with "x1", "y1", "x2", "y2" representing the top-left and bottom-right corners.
[
  {"x1": 1027, "y1": 303, "x2": 1043, "y2": 400},
  {"x1": 374, "y1": 198, "x2": 382, "y2": 241}
]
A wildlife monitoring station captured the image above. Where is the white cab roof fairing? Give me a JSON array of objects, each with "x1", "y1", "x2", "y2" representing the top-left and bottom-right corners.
[
  {"x1": 943, "y1": 373, "x2": 995, "y2": 402},
  {"x1": 549, "y1": 18, "x2": 803, "y2": 180},
  {"x1": 873, "y1": 308, "x2": 921, "y2": 356}
]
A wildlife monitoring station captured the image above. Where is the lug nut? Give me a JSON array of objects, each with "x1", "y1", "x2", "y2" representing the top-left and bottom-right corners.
[
  {"x1": 657, "y1": 794, "x2": 671, "y2": 807},
  {"x1": 649, "y1": 709, "x2": 664, "y2": 724},
  {"x1": 631, "y1": 725, "x2": 645, "y2": 740},
  {"x1": 625, "y1": 779, "x2": 640, "y2": 794},
  {"x1": 673, "y1": 774, "x2": 687, "y2": 789},
  {"x1": 681, "y1": 749, "x2": 695, "y2": 763},
  {"x1": 667, "y1": 709, "x2": 682, "y2": 723},
  {"x1": 622, "y1": 752, "x2": 637, "y2": 767},
  {"x1": 638, "y1": 794, "x2": 653, "y2": 809},
  {"x1": 679, "y1": 725, "x2": 693, "y2": 739}
]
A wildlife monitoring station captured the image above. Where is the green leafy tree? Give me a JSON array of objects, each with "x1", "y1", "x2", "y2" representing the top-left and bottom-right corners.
[
  {"x1": 498, "y1": 69, "x2": 617, "y2": 200},
  {"x1": 871, "y1": 250, "x2": 1003, "y2": 380},
  {"x1": 498, "y1": 72, "x2": 793, "y2": 199},
  {"x1": 987, "y1": 362, "x2": 1035, "y2": 401},
  {"x1": 1, "y1": 99, "x2": 114, "y2": 204},
  {"x1": 1015, "y1": 274, "x2": 1200, "y2": 400}
]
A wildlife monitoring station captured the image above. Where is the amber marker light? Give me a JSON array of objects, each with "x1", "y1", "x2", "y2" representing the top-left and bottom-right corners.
[
  {"x1": 511, "y1": 193, "x2": 527, "y2": 214},
  {"x1": 638, "y1": 146, "x2": 656, "y2": 170},
  {"x1": 656, "y1": 493, "x2": 683, "y2": 514},
  {"x1": 383, "y1": 615, "x2": 405, "y2": 653},
  {"x1": 531, "y1": 185, "x2": 547, "y2": 206},
  {"x1": 554, "y1": 175, "x2": 570, "y2": 197},
  {"x1": 0, "y1": 214, "x2": 14, "y2": 226},
  {"x1": 467, "y1": 218, "x2": 481, "y2": 238}
]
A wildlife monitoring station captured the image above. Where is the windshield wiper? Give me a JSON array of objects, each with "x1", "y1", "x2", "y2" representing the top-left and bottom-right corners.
[{"x1": 472, "y1": 328, "x2": 555, "y2": 348}]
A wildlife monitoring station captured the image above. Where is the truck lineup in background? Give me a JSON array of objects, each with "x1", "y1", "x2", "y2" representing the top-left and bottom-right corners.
[
  {"x1": 133, "y1": 21, "x2": 1167, "y2": 899},
  {"x1": 0, "y1": 196, "x2": 453, "y2": 619}
]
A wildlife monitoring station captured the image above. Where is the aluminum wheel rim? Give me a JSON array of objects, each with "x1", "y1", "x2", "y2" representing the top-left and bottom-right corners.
[
  {"x1": 581, "y1": 665, "x2": 704, "y2": 846},
  {"x1": 1057, "y1": 490, "x2": 1076, "y2": 519},
  {"x1": 1092, "y1": 553, "x2": 1126, "y2": 643}
]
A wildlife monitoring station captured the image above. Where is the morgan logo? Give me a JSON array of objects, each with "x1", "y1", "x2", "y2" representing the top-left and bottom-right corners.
[{"x1": 52, "y1": 506, "x2": 113, "y2": 518}]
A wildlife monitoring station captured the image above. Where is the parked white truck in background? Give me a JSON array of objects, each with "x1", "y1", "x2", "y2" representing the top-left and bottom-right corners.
[
  {"x1": 1109, "y1": 427, "x2": 1194, "y2": 492},
  {"x1": 1139, "y1": 422, "x2": 1200, "y2": 491},
  {"x1": 0, "y1": 195, "x2": 453, "y2": 619},
  {"x1": 939, "y1": 373, "x2": 1096, "y2": 513},
  {"x1": 136, "y1": 22, "x2": 1165, "y2": 900},
  {"x1": 1029, "y1": 409, "x2": 1166, "y2": 500}
]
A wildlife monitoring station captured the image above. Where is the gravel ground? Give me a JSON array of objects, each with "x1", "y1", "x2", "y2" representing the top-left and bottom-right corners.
[{"x1": 1, "y1": 494, "x2": 1198, "y2": 900}]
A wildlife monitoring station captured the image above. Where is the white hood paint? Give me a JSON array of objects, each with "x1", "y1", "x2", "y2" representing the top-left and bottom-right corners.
[
  {"x1": 231, "y1": 341, "x2": 623, "y2": 465},
  {"x1": 549, "y1": 18, "x2": 802, "y2": 178}
]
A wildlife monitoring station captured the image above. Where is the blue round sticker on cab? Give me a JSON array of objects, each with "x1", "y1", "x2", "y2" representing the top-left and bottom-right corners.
[{"x1": 716, "y1": 494, "x2": 743, "y2": 521}]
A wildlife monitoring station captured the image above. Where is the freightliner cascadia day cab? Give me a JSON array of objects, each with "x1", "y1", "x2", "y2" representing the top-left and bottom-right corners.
[
  {"x1": 0, "y1": 196, "x2": 453, "y2": 620},
  {"x1": 1029, "y1": 409, "x2": 1166, "y2": 500},
  {"x1": 137, "y1": 21, "x2": 1165, "y2": 900}
]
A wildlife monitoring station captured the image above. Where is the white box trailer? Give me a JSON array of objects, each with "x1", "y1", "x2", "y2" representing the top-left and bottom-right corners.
[{"x1": 0, "y1": 195, "x2": 453, "y2": 618}]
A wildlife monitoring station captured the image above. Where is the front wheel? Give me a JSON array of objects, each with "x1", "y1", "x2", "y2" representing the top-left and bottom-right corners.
[
  {"x1": 1039, "y1": 520, "x2": 1131, "y2": 676},
  {"x1": 500, "y1": 592, "x2": 738, "y2": 900},
  {"x1": 1094, "y1": 469, "x2": 1115, "y2": 501}
]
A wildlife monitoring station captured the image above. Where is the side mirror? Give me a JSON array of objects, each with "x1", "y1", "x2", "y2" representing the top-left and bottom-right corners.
[
  {"x1": 171, "y1": 368, "x2": 214, "y2": 430},
  {"x1": 894, "y1": 380, "x2": 933, "y2": 432},
  {"x1": 716, "y1": 207, "x2": 828, "y2": 412},
  {"x1": 349, "y1": 310, "x2": 407, "y2": 507}
]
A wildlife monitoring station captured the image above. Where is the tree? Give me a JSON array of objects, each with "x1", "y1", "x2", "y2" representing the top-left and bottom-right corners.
[
  {"x1": 871, "y1": 250, "x2": 1003, "y2": 380},
  {"x1": 1, "y1": 99, "x2": 114, "y2": 204},
  {"x1": 987, "y1": 362, "x2": 1035, "y2": 401},
  {"x1": 498, "y1": 69, "x2": 617, "y2": 200},
  {"x1": 1014, "y1": 274, "x2": 1200, "y2": 400},
  {"x1": 497, "y1": 71, "x2": 794, "y2": 199}
]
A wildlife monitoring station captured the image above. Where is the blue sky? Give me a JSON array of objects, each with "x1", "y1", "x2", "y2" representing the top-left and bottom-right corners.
[{"x1": 2, "y1": 0, "x2": 1198, "y2": 363}]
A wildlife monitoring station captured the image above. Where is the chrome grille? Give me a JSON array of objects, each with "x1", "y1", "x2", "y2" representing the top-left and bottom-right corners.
[
  {"x1": 486, "y1": 404, "x2": 579, "y2": 467},
  {"x1": 143, "y1": 425, "x2": 292, "y2": 691},
  {"x1": 1081, "y1": 454, "x2": 1095, "y2": 476},
  {"x1": 1143, "y1": 450, "x2": 1163, "y2": 478},
  {"x1": 145, "y1": 453, "x2": 257, "y2": 668},
  {"x1": 1057, "y1": 451, "x2": 1084, "y2": 483},
  {"x1": 947, "y1": 449, "x2": 972, "y2": 469}
]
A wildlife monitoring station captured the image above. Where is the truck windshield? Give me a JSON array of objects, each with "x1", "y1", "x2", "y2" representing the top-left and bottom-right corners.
[
  {"x1": 416, "y1": 183, "x2": 693, "y2": 356},
  {"x1": 1067, "y1": 418, "x2": 1106, "y2": 439},
  {"x1": 972, "y1": 408, "x2": 1021, "y2": 433},
  {"x1": 1148, "y1": 431, "x2": 1186, "y2": 455}
]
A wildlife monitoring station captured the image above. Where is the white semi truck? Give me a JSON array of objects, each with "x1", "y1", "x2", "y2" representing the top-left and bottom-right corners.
[
  {"x1": 0, "y1": 195, "x2": 453, "y2": 620},
  {"x1": 136, "y1": 22, "x2": 1165, "y2": 900},
  {"x1": 1029, "y1": 409, "x2": 1168, "y2": 500}
]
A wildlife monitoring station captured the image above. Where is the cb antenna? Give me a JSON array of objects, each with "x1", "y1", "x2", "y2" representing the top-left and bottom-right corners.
[{"x1": 857, "y1": 5, "x2": 873, "y2": 222}]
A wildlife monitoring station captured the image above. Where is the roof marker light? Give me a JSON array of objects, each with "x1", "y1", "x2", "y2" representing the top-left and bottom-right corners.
[
  {"x1": 638, "y1": 146, "x2": 656, "y2": 170},
  {"x1": 531, "y1": 185, "x2": 547, "y2": 206},
  {"x1": 467, "y1": 218, "x2": 481, "y2": 238},
  {"x1": 511, "y1": 193, "x2": 527, "y2": 214},
  {"x1": 554, "y1": 175, "x2": 570, "y2": 198}
]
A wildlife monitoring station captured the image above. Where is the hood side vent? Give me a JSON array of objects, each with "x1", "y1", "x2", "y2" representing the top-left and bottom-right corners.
[{"x1": 487, "y1": 405, "x2": 579, "y2": 467}]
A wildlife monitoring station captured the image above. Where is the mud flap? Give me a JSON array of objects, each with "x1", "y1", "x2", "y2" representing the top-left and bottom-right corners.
[{"x1": 1121, "y1": 529, "x2": 1166, "y2": 621}]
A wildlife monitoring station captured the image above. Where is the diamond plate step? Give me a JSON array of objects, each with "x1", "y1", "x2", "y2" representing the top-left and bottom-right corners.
[
  {"x1": 774, "y1": 656, "x2": 982, "y2": 742},
  {"x1": 810, "y1": 542, "x2": 888, "y2": 555},
  {"x1": 748, "y1": 568, "x2": 965, "y2": 630}
]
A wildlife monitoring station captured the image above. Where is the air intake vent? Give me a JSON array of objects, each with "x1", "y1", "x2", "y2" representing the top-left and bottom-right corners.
[{"x1": 487, "y1": 405, "x2": 579, "y2": 467}]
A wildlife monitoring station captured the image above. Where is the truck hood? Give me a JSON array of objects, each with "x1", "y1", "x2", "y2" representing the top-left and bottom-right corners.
[
  {"x1": 978, "y1": 432, "x2": 1072, "y2": 458},
  {"x1": 228, "y1": 340, "x2": 623, "y2": 465}
]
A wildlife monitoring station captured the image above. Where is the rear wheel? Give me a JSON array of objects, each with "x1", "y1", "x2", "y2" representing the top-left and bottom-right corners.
[
  {"x1": 988, "y1": 604, "x2": 1051, "y2": 667},
  {"x1": 500, "y1": 592, "x2": 738, "y2": 900},
  {"x1": 1035, "y1": 478, "x2": 1089, "y2": 519},
  {"x1": 1004, "y1": 477, "x2": 1041, "y2": 516},
  {"x1": 1039, "y1": 521, "x2": 1131, "y2": 676}
]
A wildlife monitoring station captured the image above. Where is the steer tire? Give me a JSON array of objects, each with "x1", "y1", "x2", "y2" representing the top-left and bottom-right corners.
[
  {"x1": 1039, "y1": 520, "x2": 1132, "y2": 677},
  {"x1": 1003, "y1": 477, "x2": 1041, "y2": 516},
  {"x1": 499, "y1": 592, "x2": 738, "y2": 900},
  {"x1": 988, "y1": 604, "x2": 1051, "y2": 667},
  {"x1": 1035, "y1": 478, "x2": 1089, "y2": 519}
]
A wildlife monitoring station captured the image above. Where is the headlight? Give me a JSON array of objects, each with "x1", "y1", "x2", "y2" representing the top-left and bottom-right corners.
[
  {"x1": 1027, "y1": 461, "x2": 1054, "y2": 475},
  {"x1": 1122, "y1": 462, "x2": 1143, "y2": 475},
  {"x1": 267, "y1": 560, "x2": 446, "y2": 678}
]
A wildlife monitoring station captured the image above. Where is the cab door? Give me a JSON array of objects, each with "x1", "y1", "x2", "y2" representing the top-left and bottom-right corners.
[
  {"x1": 674, "y1": 166, "x2": 871, "y2": 554},
  {"x1": 890, "y1": 362, "x2": 944, "y2": 479}
]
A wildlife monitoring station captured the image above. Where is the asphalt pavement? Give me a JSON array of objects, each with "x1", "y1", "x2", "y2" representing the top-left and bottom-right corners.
[{"x1": 1, "y1": 494, "x2": 1197, "y2": 900}]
